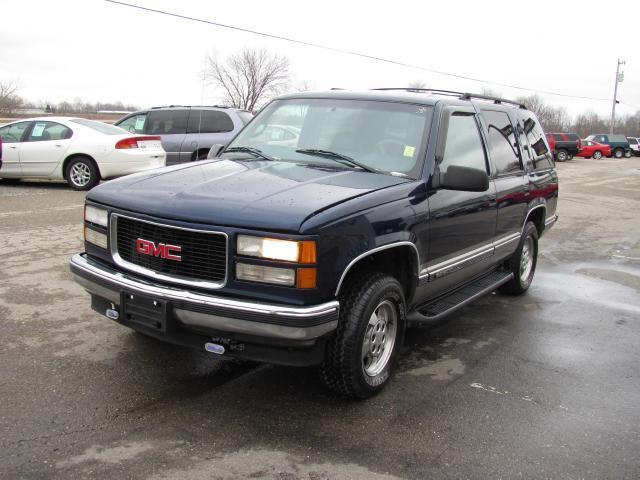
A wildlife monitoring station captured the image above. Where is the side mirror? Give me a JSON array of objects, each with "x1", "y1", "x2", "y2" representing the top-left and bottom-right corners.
[
  {"x1": 207, "y1": 144, "x2": 225, "y2": 159},
  {"x1": 440, "y1": 165, "x2": 489, "y2": 192}
]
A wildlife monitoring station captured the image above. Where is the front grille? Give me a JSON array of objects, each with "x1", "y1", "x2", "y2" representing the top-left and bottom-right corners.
[{"x1": 114, "y1": 215, "x2": 227, "y2": 285}]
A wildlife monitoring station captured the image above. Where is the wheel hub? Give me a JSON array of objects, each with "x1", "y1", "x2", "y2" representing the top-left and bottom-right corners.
[
  {"x1": 70, "y1": 163, "x2": 91, "y2": 187},
  {"x1": 362, "y1": 300, "x2": 397, "y2": 376}
]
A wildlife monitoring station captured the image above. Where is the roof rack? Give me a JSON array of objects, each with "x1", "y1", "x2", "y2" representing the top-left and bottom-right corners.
[
  {"x1": 151, "y1": 105, "x2": 230, "y2": 109},
  {"x1": 460, "y1": 93, "x2": 526, "y2": 109},
  {"x1": 370, "y1": 88, "x2": 527, "y2": 109},
  {"x1": 372, "y1": 87, "x2": 463, "y2": 97}
]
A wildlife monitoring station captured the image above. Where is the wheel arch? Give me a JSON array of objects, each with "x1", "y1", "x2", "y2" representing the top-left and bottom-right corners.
[
  {"x1": 62, "y1": 153, "x2": 101, "y2": 180},
  {"x1": 335, "y1": 242, "x2": 420, "y2": 304},
  {"x1": 523, "y1": 204, "x2": 546, "y2": 236}
]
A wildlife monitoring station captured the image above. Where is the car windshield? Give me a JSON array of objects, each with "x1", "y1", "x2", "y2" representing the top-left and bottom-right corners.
[
  {"x1": 70, "y1": 118, "x2": 128, "y2": 135},
  {"x1": 224, "y1": 98, "x2": 433, "y2": 178}
]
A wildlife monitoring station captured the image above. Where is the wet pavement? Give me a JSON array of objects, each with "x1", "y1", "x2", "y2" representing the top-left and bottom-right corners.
[{"x1": 1, "y1": 157, "x2": 639, "y2": 479}]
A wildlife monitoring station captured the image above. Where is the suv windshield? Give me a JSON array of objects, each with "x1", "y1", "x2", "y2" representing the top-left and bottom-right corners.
[{"x1": 225, "y1": 98, "x2": 433, "y2": 178}]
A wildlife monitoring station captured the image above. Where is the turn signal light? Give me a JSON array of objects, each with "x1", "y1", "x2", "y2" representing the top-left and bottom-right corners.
[{"x1": 296, "y1": 267, "x2": 317, "y2": 289}]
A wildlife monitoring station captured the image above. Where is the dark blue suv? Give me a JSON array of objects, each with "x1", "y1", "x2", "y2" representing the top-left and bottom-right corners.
[{"x1": 70, "y1": 89, "x2": 558, "y2": 398}]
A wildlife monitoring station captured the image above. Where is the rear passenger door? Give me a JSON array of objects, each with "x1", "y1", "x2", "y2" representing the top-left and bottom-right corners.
[
  {"x1": 181, "y1": 109, "x2": 237, "y2": 162},
  {"x1": 479, "y1": 109, "x2": 528, "y2": 258},
  {"x1": 145, "y1": 110, "x2": 188, "y2": 165}
]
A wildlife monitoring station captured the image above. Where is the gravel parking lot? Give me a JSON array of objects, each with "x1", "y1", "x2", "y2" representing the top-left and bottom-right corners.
[{"x1": 1, "y1": 157, "x2": 639, "y2": 479}]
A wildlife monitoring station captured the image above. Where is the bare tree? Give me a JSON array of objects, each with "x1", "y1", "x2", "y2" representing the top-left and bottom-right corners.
[
  {"x1": 205, "y1": 48, "x2": 289, "y2": 112},
  {"x1": 0, "y1": 81, "x2": 24, "y2": 115}
]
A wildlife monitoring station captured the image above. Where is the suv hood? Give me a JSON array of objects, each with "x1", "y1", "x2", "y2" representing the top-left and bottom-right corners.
[{"x1": 88, "y1": 159, "x2": 408, "y2": 232}]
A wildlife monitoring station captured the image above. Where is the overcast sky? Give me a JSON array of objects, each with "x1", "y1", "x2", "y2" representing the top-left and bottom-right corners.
[{"x1": 2, "y1": 0, "x2": 638, "y2": 118}]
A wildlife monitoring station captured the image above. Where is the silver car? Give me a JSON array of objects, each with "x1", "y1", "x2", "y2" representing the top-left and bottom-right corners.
[{"x1": 116, "y1": 106, "x2": 252, "y2": 165}]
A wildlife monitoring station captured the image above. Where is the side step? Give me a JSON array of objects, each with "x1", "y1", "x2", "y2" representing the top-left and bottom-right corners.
[{"x1": 408, "y1": 270, "x2": 513, "y2": 323}]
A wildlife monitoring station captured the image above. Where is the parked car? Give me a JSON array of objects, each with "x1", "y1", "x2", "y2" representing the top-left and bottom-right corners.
[
  {"x1": 70, "y1": 89, "x2": 558, "y2": 398},
  {"x1": 585, "y1": 134, "x2": 631, "y2": 159},
  {"x1": 545, "y1": 132, "x2": 581, "y2": 161},
  {"x1": 627, "y1": 137, "x2": 640, "y2": 156},
  {"x1": 578, "y1": 140, "x2": 612, "y2": 159},
  {"x1": 0, "y1": 117, "x2": 166, "y2": 190},
  {"x1": 115, "y1": 106, "x2": 253, "y2": 165}
]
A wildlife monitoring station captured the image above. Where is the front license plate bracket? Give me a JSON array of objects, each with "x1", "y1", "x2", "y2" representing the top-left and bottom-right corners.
[{"x1": 121, "y1": 292, "x2": 172, "y2": 333}]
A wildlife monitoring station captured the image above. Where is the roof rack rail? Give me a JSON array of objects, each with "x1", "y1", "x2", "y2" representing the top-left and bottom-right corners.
[
  {"x1": 460, "y1": 93, "x2": 527, "y2": 109},
  {"x1": 372, "y1": 87, "x2": 464, "y2": 97},
  {"x1": 370, "y1": 88, "x2": 527, "y2": 109},
  {"x1": 151, "y1": 105, "x2": 230, "y2": 109}
]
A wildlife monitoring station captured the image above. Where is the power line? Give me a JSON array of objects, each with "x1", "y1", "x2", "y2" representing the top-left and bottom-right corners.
[{"x1": 106, "y1": 0, "x2": 614, "y2": 103}]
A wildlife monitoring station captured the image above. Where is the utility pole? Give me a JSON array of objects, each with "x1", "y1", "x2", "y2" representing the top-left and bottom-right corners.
[{"x1": 610, "y1": 59, "x2": 625, "y2": 134}]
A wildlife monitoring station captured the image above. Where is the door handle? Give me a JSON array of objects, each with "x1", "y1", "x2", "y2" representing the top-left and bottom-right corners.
[
  {"x1": 10, "y1": 145, "x2": 17, "y2": 149},
  {"x1": 55, "y1": 144, "x2": 63, "y2": 148}
]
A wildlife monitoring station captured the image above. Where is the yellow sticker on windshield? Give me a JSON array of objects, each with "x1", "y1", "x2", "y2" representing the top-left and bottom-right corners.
[{"x1": 403, "y1": 145, "x2": 416, "y2": 157}]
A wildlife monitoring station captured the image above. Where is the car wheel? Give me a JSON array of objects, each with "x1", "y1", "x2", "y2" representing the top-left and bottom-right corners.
[
  {"x1": 65, "y1": 156, "x2": 99, "y2": 191},
  {"x1": 319, "y1": 273, "x2": 405, "y2": 399},
  {"x1": 624, "y1": 150, "x2": 632, "y2": 158},
  {"x1": 593, "y1": 151, "x2": 603, "y2": 159},
  {"x1": 499, "y1": 221, "x2": 539, "y2": 296},
  {"x1": 556, "y1": 149, "x2": 568, "y2": 162},
  {"x1": 614, "y1": 148, "x2": 624, "y2": 159}
]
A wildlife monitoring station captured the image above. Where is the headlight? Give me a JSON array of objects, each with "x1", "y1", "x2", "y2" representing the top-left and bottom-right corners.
[
  {"x1": 236, "y1": 263, "x2": 295, "y2": 286},
  {"x1": 237, "y1": 235, "x2": 316, "y2": 263},
  {"x1": 85, "y1": 204, "x2": 108, "y2": 227},
  {"x1": 84, "y1": 226, "x2": 108, "y2": 249}
]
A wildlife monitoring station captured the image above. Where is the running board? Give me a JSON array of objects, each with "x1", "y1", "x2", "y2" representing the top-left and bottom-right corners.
[{"x1": 408, "y1": 270, "x2": 514, "y2": 323}]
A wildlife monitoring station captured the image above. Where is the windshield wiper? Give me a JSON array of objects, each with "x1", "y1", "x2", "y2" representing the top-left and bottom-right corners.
[
  {"x1": 295, "y1": 149, "x2": 380, "y2": 174},
  {"x1": 224, "y1": 146, "x2": 275, "y2": 162}
]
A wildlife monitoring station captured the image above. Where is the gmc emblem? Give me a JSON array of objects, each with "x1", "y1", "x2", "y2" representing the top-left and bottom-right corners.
[{"x1": 136, "y1": 238, "x2": 182, "y2": 261}]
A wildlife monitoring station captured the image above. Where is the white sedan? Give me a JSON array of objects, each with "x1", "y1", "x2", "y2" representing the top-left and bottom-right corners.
[{"x1": 0, "y1": 117, "x2": 166, "y2": 190}]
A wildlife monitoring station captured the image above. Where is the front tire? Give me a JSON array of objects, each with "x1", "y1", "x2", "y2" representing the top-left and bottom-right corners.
[
  {"x1": 499, "y1": 222, "x2": 539, "y2": 296},
  {"x1": 593, "y1": 150, "x2": 603, "y2": 159},
  {"x1": 319, "y1": 273, "x2": 405, "y2": 399},
  {"x1": 65, "y1": 156, "x2": 99, "y2": 191}
]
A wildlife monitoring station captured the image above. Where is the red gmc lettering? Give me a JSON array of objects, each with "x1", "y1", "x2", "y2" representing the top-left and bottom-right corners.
[{"x1": 136, "y1": 238, "x2": 182, "y2": 261}]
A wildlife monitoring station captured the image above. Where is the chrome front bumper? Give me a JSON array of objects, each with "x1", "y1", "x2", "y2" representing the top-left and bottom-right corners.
[{"x1": 69, "y1": 253, "x2": 339, "y2": 341}]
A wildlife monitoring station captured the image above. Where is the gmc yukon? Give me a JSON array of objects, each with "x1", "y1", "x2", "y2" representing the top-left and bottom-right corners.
[{"x1": 70, "y1": 89, "x2": 558, "y2": 398}]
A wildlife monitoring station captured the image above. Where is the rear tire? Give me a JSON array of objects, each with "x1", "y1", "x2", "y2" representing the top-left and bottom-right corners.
[
  {"x1": 556, "y1": 149, "x2": 568, "y2": 162},
  {"x1": 319, "y1": 273, "x2": 405, "y2": 399},
  {"x1": 65, "y1": 156, "x2": 99, "y2": 191},
  {"x1": 499, "y1": 222, "x2": 539, "y2": 296},
  {"x1": 593, "y1": 151, "x2": 603, "y2": 159},
  {"x1": 614, "y1": 148, "x2": 624, "y2": 159}
]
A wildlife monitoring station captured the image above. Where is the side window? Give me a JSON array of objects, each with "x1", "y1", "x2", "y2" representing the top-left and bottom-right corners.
[
  {"x1": 521, "y1": 113, "x2": 553, "y2": 170},
  {"x1": 145, "y1": 110, "x2": 188, "y2": 135},
  {"x1": 596, "y1": 135, "x2": 607, "y2": 143},
  {"x1": 482, "y1": 110, "x2": 522, "y2": 175},
  {"x1": 27, "y1": 121, "x2": 72, "y2": 142},
  {"x1": 117, "y1": 114, "x2": 147, "y2": 134},
  {"x1": 0, "y1": 122, "x2": 31, "y2": 143},
  {"x1": 552, "y1": 133, "x2": 563, "y2": 141},
  {"x1": 187, "y1": 110, "x2": 234, "y2": 134},
  {"x1": 439, "y1": 113, "x2": 487, "y2": 173}
]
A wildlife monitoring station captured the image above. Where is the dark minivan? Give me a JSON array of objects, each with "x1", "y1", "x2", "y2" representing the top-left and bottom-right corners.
[{"x1": 116, "y1": 106, "x2": 252, "y2": 165}]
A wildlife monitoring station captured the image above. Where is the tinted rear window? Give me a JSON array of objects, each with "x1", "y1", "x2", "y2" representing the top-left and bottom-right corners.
[
  {"x1": 146, "y1": 110, "x2": 188, "y2": 135},
  {"x1": 628, "y1": 137, "x2": 638, "y2": 144},
  {"x1": 566, "y1": 133, "x2": 579, "y2": 141},
  {"x1": 187, "y1": 110, "x2": 234, "y2": 134}
]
